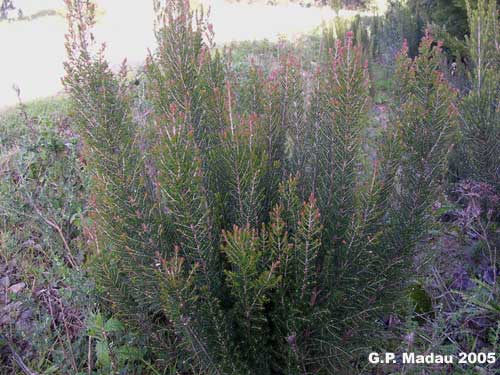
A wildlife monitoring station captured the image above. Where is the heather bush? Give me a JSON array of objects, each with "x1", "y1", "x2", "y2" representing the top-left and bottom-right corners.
[
  {"x1": 377, "y1": 1, "x2": 424, "y2": 61},
  {"x1": 390, "y1": 32, "x2": 459, "y2": 236},
  {"x1": 62, "y1": 0, "x2": 459, "y2": 373},
  {"x1": 385, "y1": 4, "x2": 499, "y2": 371},
  {"x1": 458, "y1": 0, "x2": 499, "y2": 189},
  {"x1": 448, "y1": 0, "x2": 499, "y2": 311}
]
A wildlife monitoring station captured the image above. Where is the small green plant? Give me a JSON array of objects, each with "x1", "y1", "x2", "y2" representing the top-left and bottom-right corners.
[{"x1": 87, "y1": 312, "x2": 146, "y2": 374}]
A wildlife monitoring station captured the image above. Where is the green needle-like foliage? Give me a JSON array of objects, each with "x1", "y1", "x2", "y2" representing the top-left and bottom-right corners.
[
  {"x1": 63, "y1": 0, "x2": 161, "y2": 318},
  {"x1": 392, "y1": 33, "x2": 458, "y2": 227},
  {"x1": 383, "y1": 32, "x2": 459, "y2": 274},
  {"x1": 222, "y1": 225, "x2": 281, "y2": 370},
  {"x1": 459, "y1": 0, "x2": 500, "y2": 188},
  {"x1": 63, "y1": 0, "x2": 460, "y2": 373},
  {"x1": 215, "y1": 108, "x2": 267, "y2": 228},
  {"x1": 306, "y1": 30, "x2": 370, "y2": 286}
]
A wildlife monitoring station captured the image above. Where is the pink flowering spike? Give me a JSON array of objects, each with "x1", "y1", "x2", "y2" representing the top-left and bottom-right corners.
[
  {"x1": 401, "y1": 39, "x2": 409, "y2": 55},
  {"x1": 170, "y1": 103, "x2": 177, "y2": 115}
]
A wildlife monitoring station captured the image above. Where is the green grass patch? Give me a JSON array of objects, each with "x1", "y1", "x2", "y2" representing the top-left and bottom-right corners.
[{"x1": 0, "y1": 96, "x2": 70, "y2": 146}]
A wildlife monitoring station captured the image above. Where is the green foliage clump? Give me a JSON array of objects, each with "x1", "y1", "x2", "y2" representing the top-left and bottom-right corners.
[
  {"x1": 391, "y1": 32, "x2": 458, "y2": 222},
  {"x1": 62, "y1": 0, "x2": 459, "y2": 373},
  {"x1": 377, "y1": 1, "x2": 424, "y2": 59},
  {"x1": 458, "y1": 0, "x2": 500, "y2": 189}
]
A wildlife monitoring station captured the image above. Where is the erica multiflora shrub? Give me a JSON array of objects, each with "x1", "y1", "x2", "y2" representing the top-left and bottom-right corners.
[
  {"x1": 64, "y1": 0, "x2": 458, "y2": 373},
  {"x1": 390, "y1": 32, "x2": 458, "y2": 242},
  {"x1": 455, "y1": 1, "x2": 499, "y2": 322},
  {"x1": 459, "y1": 0, "x2": 499, "y2": 190},
  {"x1": 63, "y1": 0, "x2": 167, "y2": 353},
  {"x1": 371, "y1": 33, "x2": 460, "y2": 315}
]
